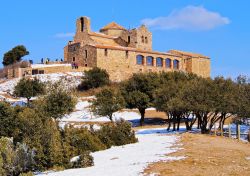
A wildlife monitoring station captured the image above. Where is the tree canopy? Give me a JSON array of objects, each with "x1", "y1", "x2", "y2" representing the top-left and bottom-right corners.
[{"x1": 2, "y1": 45, "x2": 29, "y2": 66}]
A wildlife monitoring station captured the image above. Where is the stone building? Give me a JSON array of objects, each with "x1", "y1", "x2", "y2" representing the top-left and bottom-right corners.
[{"x1": 64, "y1": 16, "x2": 211, "y2": 81}]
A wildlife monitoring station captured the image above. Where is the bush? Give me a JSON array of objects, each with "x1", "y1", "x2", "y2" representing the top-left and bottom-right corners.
[
  {"x1": 70, "y1": 152, "x2": 94, "y2": 168},
  {"x1": 20, "y1": 172, "x2": 34, "y2": 176},
  {"x1": 0, "y1": 137, "x2": 34, "y2": 176},
  {"x1": 64, "y1": 126, "x2": 106, "y2": 155},
  {"x1": 96, "y1": 120, "x2": 137, "y2": 147},
  {"x1": 78, "y1": 67, "x2": 110, "y2": 90}
]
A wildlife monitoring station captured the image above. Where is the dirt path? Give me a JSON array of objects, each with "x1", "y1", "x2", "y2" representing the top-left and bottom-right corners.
[{"x1": 144, "y1": 133, "x2": 250, "y2": 176}]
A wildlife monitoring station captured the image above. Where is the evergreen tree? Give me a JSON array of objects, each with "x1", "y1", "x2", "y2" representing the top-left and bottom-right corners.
[
  {"x1": 2, "y1": 45, "x2": 29, "y2": 66},
  {"x1": 14, "y1": 78, "x2": 45, "y2": 106},
  {"x1": 91, "y1": 88, "x2": 125, "y2": 121},
  {"x1": 42, "y1": 82, "x2": 76, "y2": 120},
  {"x1": 78, "y1": 67, "x2": 110, "y2": 90},
  {"x1": 120, "y1": 73, "x2": 159, "y2": 125}
]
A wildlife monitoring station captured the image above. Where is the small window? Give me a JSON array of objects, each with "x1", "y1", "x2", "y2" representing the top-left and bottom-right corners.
[
  {"x1": 145, "y1": 37, "x2": 148, "y2": 44},
  {"x1": 139, "y1": 69, "x2": 142, "y2": 72},
  {"x1": 126, "y1": 51, "x2": 129, "y2": 58},
  {"x1": 128, "y1": 36, "x2": 130, "y2": 43},
  {"x1": 73, "y1": 57, "x2": 75, "y2": 61},
  {"x1": 141, "y1": 36, "x2": 144, "y2": 43},
  {"x1": 85, "y1": 50, "x2": 88, "y2": 58},
  {"x1": 85, "y1": 64, "x2": 88, "y2": 67},
  {"x1": 105, "y1": 49, "x2": 108, "y2": 56},
  {"x1": 73, "y1": 47, "x2": 76, "y2": 51},
  {"x1": 38, "y1": 70, "x2": 44, "y2": 74},
  {"x1": 32, "y1": 69, "x2": 39, "y2": 75}
]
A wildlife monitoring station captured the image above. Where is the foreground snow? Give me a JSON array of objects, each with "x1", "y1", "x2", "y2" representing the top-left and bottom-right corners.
[{"x1": 36, "y1": 130, "x2": 183, "y2": 176}]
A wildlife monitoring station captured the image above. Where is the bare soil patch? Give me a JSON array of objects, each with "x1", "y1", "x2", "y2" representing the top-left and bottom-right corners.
[{"x1": 144, "y1": 133, "x2": 250, "y2": 176}]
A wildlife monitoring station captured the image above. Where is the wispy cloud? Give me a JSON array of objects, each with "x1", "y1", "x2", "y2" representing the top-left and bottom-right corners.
[
  {"x1": 54, "y1": 32, "x2": 74, "y2": 38},
  {"x1": 141, "y1": 6, "x2": 230, "y2": 31}
]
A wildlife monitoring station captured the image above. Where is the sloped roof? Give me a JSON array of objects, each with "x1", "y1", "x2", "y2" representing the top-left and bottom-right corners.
[
  {"x1": 100, "y1": 22, "x2": 125, "y2": 31},
  {"x1": 88, "y1": 44, "x2": 177, "y2": 57},
  {"x1": 168, "y1": 50, "x2": 210, "y2": 59}
]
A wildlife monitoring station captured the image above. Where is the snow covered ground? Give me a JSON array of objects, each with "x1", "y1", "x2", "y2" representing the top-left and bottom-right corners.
[
  {"x1": 36, "y1": 129, "x2": 184, "y2": 176},
  {"x1": 61, "y1": 99, "x2": 142, "y2": 124},
  {"x1": 0, "y1": 72, "x2": 84, "y2": 94}
]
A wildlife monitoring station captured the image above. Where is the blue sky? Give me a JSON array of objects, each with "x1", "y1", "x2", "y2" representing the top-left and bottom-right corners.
[{"x1": 0, "y1": 0, "x2": 249, "y2": 78}]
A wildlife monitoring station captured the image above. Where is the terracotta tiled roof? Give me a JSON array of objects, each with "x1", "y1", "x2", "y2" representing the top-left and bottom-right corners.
[
  {"x1": 100, "y1": 22, "x2": 125, "y2": 31},
  {"x1": 89, "y1": 44, "x2": 177, "y2": 57},
  {"x1": 89, "y1": 32, "x2": 117, "y2": 39},
  {"x1": 168, "y1": 50, "x2": 209, "y2": 59}
]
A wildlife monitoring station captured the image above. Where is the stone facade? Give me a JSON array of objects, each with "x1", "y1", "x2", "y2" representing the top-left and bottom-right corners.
[{"x1": 61, "y1": 16, "x2": 211, "y2": 81}]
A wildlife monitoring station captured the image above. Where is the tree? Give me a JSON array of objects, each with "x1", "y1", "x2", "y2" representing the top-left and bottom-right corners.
[
  {"x1": 78, "y1": 67, "x2": 110, "y2": 90},
  {"x1": 42, "y1": 82, "x2": 76, "y2": 120},
  {"x1": 2, "y1": 45, "x2": 29, "y2": 66},
  {"x1": 120, "y1": 73, "x2": 159, "y2": 125},
  {"x1": 14, "y1": 78, "x2": 45, "y2": 106},
  {"x1": 91, "y1": 88, "x2": 125, "y2": 121}
]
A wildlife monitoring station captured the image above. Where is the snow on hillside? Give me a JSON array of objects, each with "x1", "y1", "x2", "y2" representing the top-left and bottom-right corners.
[
  {"x1": 61, "y1": 99, "x2": 141, "y2": 123},
  {"x1": 36, "y1": 130, "x2": 184, "y2": 176},
  {"x1": 0, "y1": 72, "x2": 84, "y2": 94}
]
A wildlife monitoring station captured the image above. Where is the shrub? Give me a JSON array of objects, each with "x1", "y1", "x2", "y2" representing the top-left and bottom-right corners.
[
  {"x1": 0, "y1": 137, "x2": 34, "y2": 176},
  {"x1": 96, "y1": 120, "x2": 137, "y2": 147},
  {"x1": 70, "y1": 152, "x2": 94, "y2": 168},
  {"x1": 78, "y1": 67, "x2": 110, "y2": 90},
  {"x1": 64, "y1": 126, "x2": 106, "y2": 155},
  {"x1": 20, "y1": 172, "x2": 34, "y2": 176}
]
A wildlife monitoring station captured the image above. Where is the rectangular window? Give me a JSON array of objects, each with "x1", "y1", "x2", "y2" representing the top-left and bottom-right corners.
[
  {"x1": 105, "y1": 49, "x2": 108, "y2": 56},
  {"x1": 126, "y1": 51, "x2": 129, "y2": 58},
  {"x1": 85, "y1": 50, "x2": 88, "y2": 58},
  {"x1": 128, "y1": 36, "x2": 130, "y2": 43}
]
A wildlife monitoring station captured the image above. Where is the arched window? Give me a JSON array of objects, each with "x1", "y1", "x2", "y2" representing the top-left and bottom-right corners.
[
  {"x1": 136, "y1": 55, "x2": 143, "y2": 65},
  {"x1": 146, "y1": 56, "x2": 153, "y2": 66},
  {"x1": 173, "y1": 59, "x2": 180, "y2": 69},
  {"x1": 145, "y1": 37, "x2": 148, "y2": 44},
  {"x1": 166, "y1": 58, "x2": 171, "y2": 68},
  {"x1": 156, "y1": 57, "x2": 163, "y2": 67},
  {"x1": 141, "y1": 36, "x2": 144, "y2": 43}
]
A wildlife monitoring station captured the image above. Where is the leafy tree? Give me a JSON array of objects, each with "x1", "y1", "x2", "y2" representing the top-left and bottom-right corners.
[
  {"x1": 0, "y1": 102, "x2": 15, "y2": 137},
  {"x1": 42, "y1": 82, "x2": 76, "y2": 120},
  {"x1": 2, "y1": 45, "x2": 29, "y2": 66},
  {"x1": 79, "y1": 67, "x2": 110, "y2": 90},
  {"x1": 121, "y1": 73, "x2": 159, "y2": 125},
  {"x1": 91, "y1": 88, "x2": 125, "y2": 121},
  {"x1": 14, "y1": 78, "x2": 45, "y2": 106}
]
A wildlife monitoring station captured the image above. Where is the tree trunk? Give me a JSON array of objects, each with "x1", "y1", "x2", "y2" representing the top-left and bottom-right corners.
[{"x1": 139, "y1": 108, "x2": 145, "y2": 126}]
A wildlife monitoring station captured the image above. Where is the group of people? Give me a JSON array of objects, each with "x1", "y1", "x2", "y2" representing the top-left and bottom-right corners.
[
  {"x1": 40, "y1": 58, "x2": 64, "y2": 64},
  {"x1": 71, "y1": 61, "x2": 79, "y2": 69}
]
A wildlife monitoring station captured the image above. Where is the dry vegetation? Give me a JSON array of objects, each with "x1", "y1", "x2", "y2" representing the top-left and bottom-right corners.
[{"x1": 144, "y1": 133, "x2": 250, "y2": 176}]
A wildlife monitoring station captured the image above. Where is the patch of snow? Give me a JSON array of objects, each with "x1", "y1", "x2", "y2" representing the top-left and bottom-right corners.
[
  {"x1": 31, "y1": 64, "x2": 71, "y2": 68},
  {"x1": 0, "y1": 72, "x2": 84, "y2": 94},
  {"x1": 36, "y1": 131, "x2": 183, "y2": 176},
  {"x1": 61, "y1": 99, "x2": 141, "y2": 123},
  {"x1": 70, "y1": 156, "x2": 80, "y2": 163}
]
